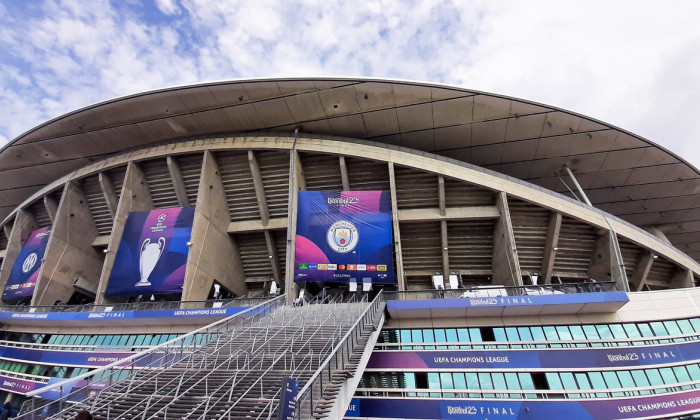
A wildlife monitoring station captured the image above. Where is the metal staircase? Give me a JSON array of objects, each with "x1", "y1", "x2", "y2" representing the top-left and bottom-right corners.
[{"x1": 19, "y1": 292, "x2": 385, "y2": 420}]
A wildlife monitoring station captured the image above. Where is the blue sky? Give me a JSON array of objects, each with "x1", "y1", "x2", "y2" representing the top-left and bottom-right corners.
[{"x1": 1, "y1": 0, "x2": 700, "y2": 168}]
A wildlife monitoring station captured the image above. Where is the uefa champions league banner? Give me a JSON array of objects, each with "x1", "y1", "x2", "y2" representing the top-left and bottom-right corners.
[
  {"x1": 106, "y1": 207, "x2": 194, "y2": 296},
  {"x1": 1, "y1": 226, "x2": 51, "y2": 304},
  {"x1": 294, "y1": 191, "x2": 394, "y2": 284}
]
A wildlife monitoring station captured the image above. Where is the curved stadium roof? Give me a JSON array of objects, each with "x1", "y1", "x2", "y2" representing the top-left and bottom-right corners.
[{"x1": 2, "y1": 78, "x2": 699, "y2": 261}]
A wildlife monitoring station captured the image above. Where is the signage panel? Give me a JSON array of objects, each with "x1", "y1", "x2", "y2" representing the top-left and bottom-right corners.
[
  {"x1": 106, "y1": 207, "x2": 194, "y2": 296},
  {"x1": 295, "y1": 191, "x2": 394, "y2": 284},
  {"x1": 2, "y1": 227, "x2": 51, "y2": 304}
]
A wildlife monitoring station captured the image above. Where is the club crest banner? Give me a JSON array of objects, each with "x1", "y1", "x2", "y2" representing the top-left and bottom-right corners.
[
  {"x1": 294, "y1": 191, "x2": 394, "y2": 284},
  {"x1": 105, "y1": 207, "x2": 194, "y2": 296},
  {"x1": 1, "y1": 227, "x2": 51, "y2": 304}
]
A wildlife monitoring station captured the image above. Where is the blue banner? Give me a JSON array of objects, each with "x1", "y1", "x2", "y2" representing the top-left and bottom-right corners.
[
  {"x1": 0, "y1": 306, "x2": 248, "y2": 323},
  {"x1": 2, "y1": 227, "x2": 51, "y2": 304},
  {"x1": 106, "y1": 207, "x2": 194, "y2": 296},
  {"x1": 277, "y1": 378, "x2": 299, "y2": 420},
  {"x1": 295, "y1": 191, "x2": 394, "y2": 284}
]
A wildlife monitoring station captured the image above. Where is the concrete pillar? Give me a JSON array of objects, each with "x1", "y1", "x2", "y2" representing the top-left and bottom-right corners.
[
  {"x1": 33, "y1": 182, "x2": 104, "y2": 306},
  {"x1": 95, "y1": 162, "x2": 154, "y2": 304},
  {"x1": 492, "y1": 192, "x2": 522, "y2": 286},
  {"x1": 441, "y1": 220, "x2": 449, "y2": 279},
  {"x1": 630, "y1": 250, "x2": 654, "y2": 292},
  {"x1": 284, "y1": 150, "x2": 304, "y2": 303},
  {"x1": 438, "y1": 176, "x2": 446, "y2": 216},
  {"x1": 43, "y1": 196, "x2": 58, "y2": 224},
  {"x1": 265, "y1": 230, "x2": 282, "y2": 285},
  {"x1": 182, "y1": 152, "x2": 248, "y2": 301},
  {"x1": 588, "y1": 230, "x2": 629, "y2": 291},
  {"x1": 388, "y1": 162, "x2": 406, "y2": 290},
  {"x1": 167, "y1": 156, "x2": 190, "y2": 207},
  {"x1": 249, "y1": 151, "x2": 270, "y2": 227},
  {"x1": 99, "y1": 172, "x2": 119, "y2": 219},
  {"x1": 0, "y1": 210, "x2": 37, "y2": 294},
  {"x1": 670, "y1": 267, "x2": 693, "y2": 289},
  {"x1": 541, "y1": 212, "x2": 562, "y2": 284},
  {"x1": 339, "y1": 156, "x2": 350, "y2": 190}
]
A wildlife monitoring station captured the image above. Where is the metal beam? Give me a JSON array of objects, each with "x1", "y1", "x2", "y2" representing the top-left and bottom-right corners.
[
  {"x1": 43, "y1": 196, "x2": 58, "y2": 224},
  {"x1": 167, "y1": 156, "x2": 190, "y2": 207},
  {"x1": 564, "y1": 165, "x2": 592, "y2": 206},
  {"x1": 265, "y1": 230, "x2": 282, "y2": 285}
]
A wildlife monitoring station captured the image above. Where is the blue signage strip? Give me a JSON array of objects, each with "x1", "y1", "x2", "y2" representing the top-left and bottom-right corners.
[
  {"x1": 368, "y1": 339, "x2": 699, "y2": 370},
  {"x1": 106, "y1": 207, "x2": 194, "y2": 297},
  {"x1": 346, "y1": 392, "x2": 700, "y2": 420},
  {"x1": 387, "y1": 291, "x2": 629, "y2": 311},
  {"x1": 0, "y1": 306, "x2": 248, "y2": 322},
  {"x1": 294, "y1": 191, "x2": 394, "y2": 284}
]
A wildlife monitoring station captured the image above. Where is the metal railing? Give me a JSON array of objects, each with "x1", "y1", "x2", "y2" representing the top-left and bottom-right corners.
[
  {"x1": 294, "y1": 291, "x2": 385, "y2": 419},
  {"x1": 1, "y1": 296, "x2": 271, "y2": 314},
  {"x1": 17, "y1": 295, "x2": 285, "y2": 419},
  {"x1": 383, "y1": 281, "x2": 618, "y2": 301}
]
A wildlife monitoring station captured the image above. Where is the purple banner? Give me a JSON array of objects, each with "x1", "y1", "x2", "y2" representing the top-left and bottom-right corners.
[
  {"x1": 347, "y1": 390, "x2": 700, "y2": 419},
  {"x1": 106, "y1": 207, "x2": 194, "y2": 296},
  {"x1": 0, "y1": 375, "x2": 44, "y2": 394},
  {"x1": 368, "y1": 339, "x2": 697, "y2": 369},
  {"x1": 295, "y1": 191, "x2": 394, "y2": 284},
  {"x1": 2, "y1": 227, "x2": 51, "y2": 304}
]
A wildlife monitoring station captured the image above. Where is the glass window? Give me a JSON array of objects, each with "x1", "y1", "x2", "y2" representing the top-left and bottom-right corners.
[
  {"x1": 677, "y1": 319, "x2": 694, "y2": 335},
  {"x1": 466, "y1": 373, "x2": 480, "y2": 398},
  {"x1": 631, "y1": 370, "x2": 651, "y2": 395},
  {"x1": 423, "y1": 329, "x2": 435, "y2": 349},
  {"x1": 518, "y1": 327, "x2": 533, "y2": 342},
  {"x1": 689, "y1": 318, "x2": 700, "y2": 333},
  {"x1": 504, "y1": 372, "x2": 520, "y2": 390},
  {"x1": 493, "y1": 328, "x2": 507, "y2": 342},
  {"x1": 646, "y1": 369, "x2": 664, "y2": 386},
  {"x1": 687, "y1": 364, "x2": 700, "y2": 381},
  {"x1": 596, "y1": 325, "x2": 613, "y2": 340},
  {"x1": 530, "y1": 326, "x2": 546, "y2": 341},
  {"x1": 659, "y1": 368, "x2": 677, "y2": 386},
  {"x1": 434, "y1": 329, "x2": 447, "y2": 349},
  {"x1": 427, "y1": 372, "x2": 441, "y2": 397},
  {"x1": 623, "y1": 324, "x2": 641, "y2": 338},
  {"x1": 608, "y1": 324, "x2": 627, "y2": 340},
  {"x1": 478, "y1": 372, "x2": 494, "y2": 397},
  {"x1": 116, "y1": 335, "x2": 129, "y2": 347},
  {"x1": 453, "y1": 372, "x2": 467, "y2": 390},
  {"x1": 543, "y1": 326, "x2": 560, "y2": 347},
  {"x1": 555, "y1": 326, "x2": 573, "y2": 341},
  {"x1": 588, "y1": 371, "x2": 608, "y2": 397},
  {"x1": 617, "y1": 371, "x2": 636, "y2": 389},
  {"x1": 663, "y1": 321, "x2": 681, "y2": 336},
  {"x1": 492, "y1": 372, "x2": 508, "y2": 397},
  {"x1": 602, "y1": 371, "x2": 621, "y2": 389},
  {"x1": 456, "y1": 328, "x2": 470, "y2": 343},
  {"x1": 569, "y1": 325, "x2": 586, "y2": 347},
  {"x1": 468, "y1": 328, "x2": 482, "y2": 342},
  {"x1": 650, "y1": 322, "x2": 668, "y2": 337},
  {"x1": 637, "y1": 323, "x2": 654, "y2": 338},
  {"x1": 411, "y1": 329, "x2": 424, "y2": 344},
  {"x1": 400, "y1": 330, "x2": 412, "y2": 343},
  {"x1": 519, "y1": 373, "x2": 536, "y2": 398},
  {"x1": 441, "y1": 373, "x2": 455, "y2": 397},
  {"x1": 673, "y1": 366, "x2": 691, "y2": 388},
  {"x1": 445, "y1": 329, "x2": 458, "y2": 345},
  {"x1": 94, "y1": 335, "x2": 106, "y2": 346}
]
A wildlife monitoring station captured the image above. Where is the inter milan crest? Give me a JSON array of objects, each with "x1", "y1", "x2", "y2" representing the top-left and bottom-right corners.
[{"x1": 327, "y1": 220, "x2": 359, "y2": 253}]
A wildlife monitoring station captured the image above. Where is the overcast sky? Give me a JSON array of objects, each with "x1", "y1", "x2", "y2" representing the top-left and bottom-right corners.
[{"x1": 1, "y1": 0, "x2": 699, "y2": 168}]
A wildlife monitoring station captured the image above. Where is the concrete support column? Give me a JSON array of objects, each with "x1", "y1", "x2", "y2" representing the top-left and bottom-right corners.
[
  {"x1": 541, "y1": 212, "x2": 562, "y2": 284},
  {"x1": 670, "y1": 268, "x2": 694, "y2": 289},
  {"x1": 33, "y1": 182, "x2": 104, "y2": 305},
  {"x1": 438, "y1": 176, "x2": 446, "y2": 216},
  {"x1": 0, "y1": 210, "x2": 37, "y2": 293},
  {"x1": 183, "y1": 152, "x2": 247, "y2": 301},
  {"x1": 588, "y1": 230, "x2": 629, "y2": 291},
  {"x1": 167, "y1": 156, "x2": 190, "y2": 207},
  {"x1": 95, "y1": 162, "x2": 153, "y2": 304},
  {"x1": 43, "y1": 196, "x2": 58, "y2": 225},
  {"x1": 339, "y1": 156, "x2": 350, "y2": 191},
  {"x1": 284, "y1": 149, "x2": 304, "y2": 303},
  {"x1": 630, "y1": 251, "x2": 654, "y2": 291},
  {"x1": 492, "y1": 192, "x2": 522, "y2": 286},
  {"x1": 264, "y1": 230, "x2": 282, "y2": 285},
  {"x1": 441, "y1": 220, "x2": 449, "y2": 279},
  {"x1": 249, "y1": 151, "x2": 270, "y2": 226},
  {"x1": 99, "y1": 172, "x2": 119, "y2": 219},
  {"x1": 388, "y1": 162, "x2": 405, "y2": 290}
]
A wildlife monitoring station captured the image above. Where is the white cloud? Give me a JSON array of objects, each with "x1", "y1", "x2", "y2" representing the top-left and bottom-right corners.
[{"x1": 0, "y1": 0, "x2": 699, "y2": 169}]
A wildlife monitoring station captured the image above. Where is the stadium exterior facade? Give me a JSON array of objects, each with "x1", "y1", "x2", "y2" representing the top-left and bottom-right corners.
[{"x1": 0, "y1": 78, "x2": 700, "y2": 419}]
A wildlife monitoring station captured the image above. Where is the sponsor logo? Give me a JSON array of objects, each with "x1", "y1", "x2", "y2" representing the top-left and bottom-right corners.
[
  {"x1": 338, "y1": 265, "x2": 346, "y2": 270},
  {"x1": 35, "y1": 230, "x2": 51, "y2": 239},
  {"x1": 318, "y1": 264, "x2": 327, "y2": 270},
  {"x1": 327, "y1": 196, "x2": 360, "y2": 206},
  {"x1": 347, "y1": 264, "x2": 356, "y2": 270},
  {"x1": 327, "y1": 264, "x2": 337, "y2": 270},
  {"x1": 21, "y1": 252, "x2": 39, "y2": 274},
  {"x1": 309, "y1": 264, "x2": 318, "y2": 270},
  {"x1": 157, "y1": 214, "x2": 167, "y2": 223},
  {"x1": 298, "y1": 263, "x2": 308, "y2": 269},
  {"x1": 377, "y1": 264, "x2": 387, "y2": 271},
  {"x1": 357, "y1": 264, "x2": 367, "y2": 271},
  {"x1": 367, "y1": 264, "x2": 377, "y2": 271},
  {"x1": 326, "y1": 220, "x2": 359, "y2": 253}
]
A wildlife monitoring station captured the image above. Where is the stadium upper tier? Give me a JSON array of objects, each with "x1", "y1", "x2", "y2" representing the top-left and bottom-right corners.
[{"x1": 0, "y1": 78, "x2": 698, "y2": 308}]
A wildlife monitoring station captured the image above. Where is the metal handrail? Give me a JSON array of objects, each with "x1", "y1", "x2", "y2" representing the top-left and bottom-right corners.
[
  {"x1": 294, "y1": 291, "x2": 385, "y2": 419},
  {"x1": 17, "y1": 295, "x2": 285, "y2": 419}
]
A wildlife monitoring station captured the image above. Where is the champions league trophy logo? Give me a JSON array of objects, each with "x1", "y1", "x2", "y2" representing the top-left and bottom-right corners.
[{"x1": 136, "y1": 237, "x2": 166, "y2": 287}]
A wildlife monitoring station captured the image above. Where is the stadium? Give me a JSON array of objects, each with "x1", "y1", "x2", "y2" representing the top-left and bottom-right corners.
[{"x1": 0, "y1": 78, "x2": 699, "y2": 419}]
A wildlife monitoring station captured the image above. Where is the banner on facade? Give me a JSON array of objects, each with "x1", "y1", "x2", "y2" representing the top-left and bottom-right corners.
[
  {"x1": 2, "y1": 227, "x2": 51, "y2": 304},
  {"x1": 105, "y1": 207, "x2": 194, "y2": 296},
  {"x1": 294, "y1": 191, "x2": 394, "y2": 284}
]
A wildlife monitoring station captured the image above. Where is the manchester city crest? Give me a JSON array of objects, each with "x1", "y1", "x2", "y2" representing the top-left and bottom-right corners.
[{"x1": 327, "y1": 220, "x2": 359, "y2": 253}]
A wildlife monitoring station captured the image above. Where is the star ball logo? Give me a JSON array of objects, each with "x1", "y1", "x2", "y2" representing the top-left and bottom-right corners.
[
  {"x1": 327, "y1": 220, "x2": 359, "y2": 253},
  {"x1": 157, "y1": 214, "x2": 167, "y2": 223},
  {"x1": 21, "y1": 252, "x2": 39, "y2": 274}
]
